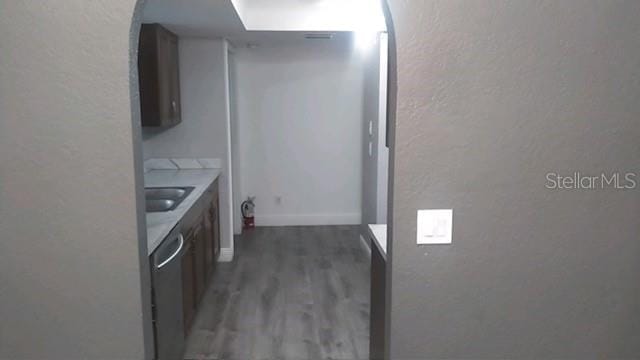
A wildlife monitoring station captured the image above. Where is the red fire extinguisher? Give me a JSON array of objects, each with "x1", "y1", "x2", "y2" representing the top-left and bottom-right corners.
[{"x1": 241, "y1": 196, "x2": 255, "y2": 229}]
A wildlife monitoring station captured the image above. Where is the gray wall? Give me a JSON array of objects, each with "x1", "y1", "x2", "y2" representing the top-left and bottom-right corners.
[
  {"x1": 0, "y1": 1, "x2": 152, "y2": 359},
  {"x1": 387, "y1": 0, "x2": 640, "y2": 358},
  {"x1": 362, "y1": 32, "x2": 390, "y2": 231},
  {"x1": 361, "y1": 35, "x2": 383, "y2": 228},
  {"x1": 234, "y1": 39, "x2": 364, "y2": 226},
  {"x1": 375, "y1": 33, "x2": 389, "y2": 225}
]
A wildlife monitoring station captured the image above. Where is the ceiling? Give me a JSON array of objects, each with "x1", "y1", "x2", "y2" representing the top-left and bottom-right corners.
[
  {"x1": 142, "y1": 0, "x2": 385, "y2": 46},
  {"x1": 235, "y1": 0, "x2": 386, "y2": 32},
  {"x1": 142, "y1": 0, "x2": 246, "y2": 38}
]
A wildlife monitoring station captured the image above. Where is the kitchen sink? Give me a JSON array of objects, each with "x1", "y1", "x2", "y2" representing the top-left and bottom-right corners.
[
  {"x1": 145, "y1": 187, "x2": 194, "y2": 212},
  {"x1": 146, "y1": 188, "x2": 188, "y2": 200},
  {"x1": 146, "y1": 199, "x2": 177, "y2": 212}
]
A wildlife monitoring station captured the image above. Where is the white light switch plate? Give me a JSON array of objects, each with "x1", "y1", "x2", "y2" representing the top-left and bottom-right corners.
[{"x1": 417, "y1": 209, "x2": 453, "y2": 245}]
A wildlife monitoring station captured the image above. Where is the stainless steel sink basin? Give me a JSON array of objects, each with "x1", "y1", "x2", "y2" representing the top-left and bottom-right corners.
[
  {"x1": 145, "y1": 188, "x2": 187, "y2": 200},
  {"x1": 146, "y1": 199, "x2": 177, "y2": 212},
  {"x1": 145, "y1": 187, "x2": 194, "y2": 212}
]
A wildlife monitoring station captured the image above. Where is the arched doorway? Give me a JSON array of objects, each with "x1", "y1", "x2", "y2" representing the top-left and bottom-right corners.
[{"x1": 128, "y1": 1, "x2": 397, "y2": 359}]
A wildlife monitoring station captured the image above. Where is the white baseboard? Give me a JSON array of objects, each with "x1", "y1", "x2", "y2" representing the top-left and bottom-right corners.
[
  {"x1": 360, "y1": 234, "x2": 371, "y2": 257},
  {"x1": 255, "y1": 213, "x2": 361, "y2": 226},
  {"x1": 218, "y1": 247, "x2": 234, "y2": 262}
]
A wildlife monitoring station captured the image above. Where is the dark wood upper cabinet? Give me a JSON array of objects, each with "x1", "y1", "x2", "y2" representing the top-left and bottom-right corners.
[{"x1": 138, "y1": 23, "x2": 181, "y2": 127}]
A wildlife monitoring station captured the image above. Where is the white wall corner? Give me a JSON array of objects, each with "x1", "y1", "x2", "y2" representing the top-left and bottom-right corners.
[{"x1": 222, "y1": 39, "x2": 236, "y2": 257}]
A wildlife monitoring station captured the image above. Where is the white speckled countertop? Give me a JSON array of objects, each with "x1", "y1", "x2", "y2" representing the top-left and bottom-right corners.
[
  {"x1": 368, "y1": 224, "x2": 387, "y2": 260},
  {"x1": 145, "y1": 169, "x2": 221, "y2": 255}
]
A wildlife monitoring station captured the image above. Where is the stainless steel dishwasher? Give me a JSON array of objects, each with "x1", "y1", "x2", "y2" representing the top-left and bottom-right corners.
[{"x1": 151, "y1": 226, "x2": 185, "y2": 360}]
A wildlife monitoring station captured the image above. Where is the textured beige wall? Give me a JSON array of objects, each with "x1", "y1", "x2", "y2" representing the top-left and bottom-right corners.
[
  {"x1": 387, "y1": 0, "x2": 640, "y2": 358},
  {"x1": 0, "y1": 1, "x2": 152, "y2": 358}
]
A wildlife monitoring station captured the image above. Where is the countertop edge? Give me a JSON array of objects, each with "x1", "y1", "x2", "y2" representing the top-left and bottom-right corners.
[{"x1": 368, "y1": 224, "x2": 387, "y2": 261}]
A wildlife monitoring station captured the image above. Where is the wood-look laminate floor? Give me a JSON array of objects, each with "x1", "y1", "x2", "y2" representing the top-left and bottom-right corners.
[{"x1": 184, "y1": 225, "x2": 371, "y2": 360}]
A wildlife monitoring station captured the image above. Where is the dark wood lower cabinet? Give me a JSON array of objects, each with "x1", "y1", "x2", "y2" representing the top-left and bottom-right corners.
[
  {"x1": 210, "y1": 190, "x2": 221, "y2": 263},
  {"x1": 193, "y1": 222, "x2": 207, "y2": 303},
  {"x1": 181, "y1": 179, "x2": 220, "y2": 336},
  {"x1": 203, "y1": 180, "x2": 221, "y2": 280},
  {"x1": 181, "y1": 235, "x2": 195, "y2": 336},
  {"x1": 203, "y1": 210, "x2": 214, "y2": 281},
  {"x1": 370, "y1": 242, "x2": 387, "y2": 360}
]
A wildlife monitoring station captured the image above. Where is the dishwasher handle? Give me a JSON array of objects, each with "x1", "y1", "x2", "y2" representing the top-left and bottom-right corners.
[{"x1": 156, "y1": 234, "x2": 184, "y2": 269}]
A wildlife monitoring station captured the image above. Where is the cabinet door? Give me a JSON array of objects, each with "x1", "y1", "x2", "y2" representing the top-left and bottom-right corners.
[
  {"x1": 203, "y1": 204, "x2": 215, "y2": 280},
  {"x1": 212, "y1": 193, "x2": 221, "y2": 260},
  {"x1": 156, "y1": 26, "x2": 174, "y2": 125},
  {"x1": 168, "y1": 32, "x2": 181, "y2": 124},
  {"x1": 138, "y1": 24, "x2": 180, "y2": 127},
  {"x1": 181, "y1": 234, "x2": 195, "y2": 336},
  {"x1": 193, "y1": 223, "x2": 207, "y2": 304},
  {"x1": 137, "y1": 25, "x2": 159, "y2": 124}
]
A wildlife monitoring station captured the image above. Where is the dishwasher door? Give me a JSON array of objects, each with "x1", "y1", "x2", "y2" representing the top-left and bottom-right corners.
[{"x1": 151, "y1": 230, "x2": 185, "y2": 360}]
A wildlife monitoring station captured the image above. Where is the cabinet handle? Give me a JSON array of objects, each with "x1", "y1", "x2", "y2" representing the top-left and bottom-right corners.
[
  {"x1": 156, "y1": 234, "x2": 184, "y2": 269},
  {"x1": 171, "y1": 100, "x2": 177, "y2": 113}
]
